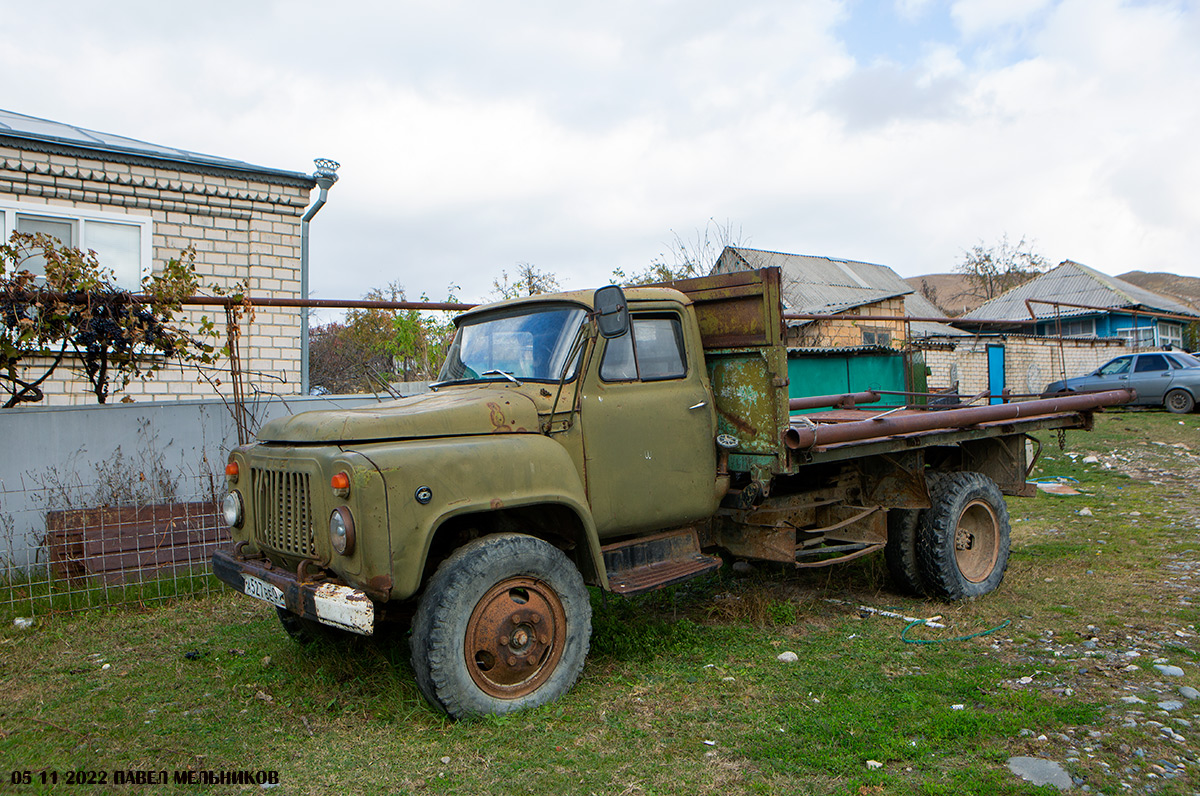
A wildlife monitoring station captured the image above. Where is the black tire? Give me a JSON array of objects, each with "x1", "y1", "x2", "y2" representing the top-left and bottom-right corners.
[
  {"x1": 275, "y1": 607, "x2": 346, "y2": 645},
  {"x1": 915, "y1": 472, "x2": 1010, "y2": 601},
  {"x1": 409, "y1": 533, "x2": 591, "y2": 719},
  {"x1": 884, "y1": 508, "x2": 927, "y2": 596},
  {"x1": 1165, "y1": 389, "x2": 1195, "y2": 414}
]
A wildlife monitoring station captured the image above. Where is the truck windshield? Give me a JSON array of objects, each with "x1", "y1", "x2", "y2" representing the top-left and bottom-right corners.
[{"x1": 437, "y1": 305, "x2": 588, "y2": 384}]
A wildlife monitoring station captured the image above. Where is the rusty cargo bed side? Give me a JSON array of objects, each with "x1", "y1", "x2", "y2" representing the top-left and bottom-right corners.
[{"x1": 654, "y1": 267, "x2": 793, "y2": 476}]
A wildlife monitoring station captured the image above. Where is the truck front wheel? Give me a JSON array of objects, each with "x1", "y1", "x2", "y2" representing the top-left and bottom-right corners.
[
  {"x1": 915, "y1": 472, "x2": 1010, "y2": 601},
  {"x1": 409, "y1": 533, "x2": 592, "y2": 718}
]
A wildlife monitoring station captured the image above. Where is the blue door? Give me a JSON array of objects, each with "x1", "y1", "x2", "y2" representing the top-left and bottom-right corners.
[{"x1": 987, "y1": 345, "x2": 1005, "y2": 404}]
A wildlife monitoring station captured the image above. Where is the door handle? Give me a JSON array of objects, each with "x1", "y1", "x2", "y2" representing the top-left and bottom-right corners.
[{"x1": 688, "y1": 401, "x2": 707, "y2": 410}]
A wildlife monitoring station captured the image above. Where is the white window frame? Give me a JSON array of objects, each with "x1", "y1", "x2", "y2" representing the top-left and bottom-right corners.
[
  {"x1": 0, "y1": 199, "x2": 153, "y2": 289},
  {"x1": 1117, "y1": 325, "x2": 1156, "y2": 349},
  {"x1": 1158, "y1": 321, "x2": 1183, "y2": 349}
]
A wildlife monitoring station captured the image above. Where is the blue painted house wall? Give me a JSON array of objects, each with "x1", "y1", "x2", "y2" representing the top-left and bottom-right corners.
[{"x1": 1034, "y1": 312, "x2": 1183, "y2": 345}]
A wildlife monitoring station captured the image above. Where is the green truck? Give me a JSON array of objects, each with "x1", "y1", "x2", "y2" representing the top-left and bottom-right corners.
[{"x1": 213, "y1": 267, "x2": 1129, "y2": 718}]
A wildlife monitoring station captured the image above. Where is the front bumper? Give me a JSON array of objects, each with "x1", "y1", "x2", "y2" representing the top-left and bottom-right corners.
[{"x1": 212, "y1": 547, "x2": 376, "y2": 636}]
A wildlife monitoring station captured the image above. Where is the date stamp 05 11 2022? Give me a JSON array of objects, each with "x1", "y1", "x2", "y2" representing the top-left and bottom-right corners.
[{"x1": 9, "y1": 769, "x2": 282, "y2": 787}]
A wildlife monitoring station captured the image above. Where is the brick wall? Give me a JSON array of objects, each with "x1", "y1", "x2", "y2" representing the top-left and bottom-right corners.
[
  {"x1": 921, "y1": 335, "x2": 1128, "y2": 397},
  {"x1": 790, "y1": 297, "x2": 908, "y2": 349},
  {"x1": 0, "y1": 143, "x2": 312, "y2": 405}
]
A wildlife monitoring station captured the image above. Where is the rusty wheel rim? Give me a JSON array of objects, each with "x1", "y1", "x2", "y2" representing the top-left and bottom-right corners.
[
  {"x1": 464, "y1": 576, "x2": 567, "y2": 699},
  {"x1": 954, "y1": 499, "x2": 1000, "y2": 583}
]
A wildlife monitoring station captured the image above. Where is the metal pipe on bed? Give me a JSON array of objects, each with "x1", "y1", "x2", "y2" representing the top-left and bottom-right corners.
[
  {"x1": 788, "y1": 390, "x2": 881, "y2": 412},
  {"x1": 782, "y1": 389, "x2": 1135, "y2": 451}
]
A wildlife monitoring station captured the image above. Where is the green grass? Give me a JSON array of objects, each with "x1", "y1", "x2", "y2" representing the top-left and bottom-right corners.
[{"x1": 3, "y1": 410, "x2": 1200, "y2": 794}]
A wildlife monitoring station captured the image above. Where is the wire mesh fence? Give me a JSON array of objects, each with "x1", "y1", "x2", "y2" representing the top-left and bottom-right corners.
[
  {"x1": 0, "y1": 392, "x2": 396, "y2": 623},
  {"x1": 1, "y1": 471, "x2": 231, "y2": 620}
]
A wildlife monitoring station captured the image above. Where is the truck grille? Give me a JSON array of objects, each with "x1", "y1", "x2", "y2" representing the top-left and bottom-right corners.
[{"x1": 251, "y1": 467, "x2": 316, "y2": 557}]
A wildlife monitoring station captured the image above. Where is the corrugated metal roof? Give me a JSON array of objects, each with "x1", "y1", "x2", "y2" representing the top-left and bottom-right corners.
[
  {"x1": 715, "y1": 247, "x2": 913, "y2": 314},
  {"x1": 960, "y1": 260, "x2": 1200, "y2": 322},
  {"x1": 0, "y1": 108, "x2": 312, "y2": 183},
  {"x1": 788, "y1": 344, "x2": 898, "y2": 356}
]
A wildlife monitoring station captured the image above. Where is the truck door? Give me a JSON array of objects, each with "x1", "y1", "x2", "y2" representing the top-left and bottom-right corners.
[{"x1": 580, "y1": 310, "x2": 718, "y2": 537}]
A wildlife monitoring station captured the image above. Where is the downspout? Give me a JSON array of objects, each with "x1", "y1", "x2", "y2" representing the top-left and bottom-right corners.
[{"x1": 300, "y1": 158, "x2": 340, "y2": 395}]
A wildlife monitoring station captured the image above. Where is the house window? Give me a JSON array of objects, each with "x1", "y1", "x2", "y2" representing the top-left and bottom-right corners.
[
  {"x1": 1117, "y1": 326, "x2": 1155, "y2": 349},
  {"x1": 1060, "y1": 318, "x2": 1095, "y2": 338},
  {"x1": 862, "y1": 327, "x2": 891, "y2": 347},
  {"x1": 1, "y1": 200, "x2": 152, "y2": 290},
  {"x1": 1158, "y1": 321, "x2": 1183, "y2": 349}
]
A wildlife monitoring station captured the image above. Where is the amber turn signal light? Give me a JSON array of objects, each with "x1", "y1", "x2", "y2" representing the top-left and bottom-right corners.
[
  {"x1": 331, "y1": 472, "x2": 350, "y2": 496},
  {"x1": 225, "y1": 462, "x2": 239, "y2": 482}
]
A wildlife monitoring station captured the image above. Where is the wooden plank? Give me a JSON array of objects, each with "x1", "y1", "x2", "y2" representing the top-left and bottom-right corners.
[{"x1": 44, "y1": 502, "x2": 227, "y2": 585}]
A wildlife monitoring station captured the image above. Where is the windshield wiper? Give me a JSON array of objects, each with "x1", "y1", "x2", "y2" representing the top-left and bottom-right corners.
[{"x1": 480, "y1": 369, "x2": 522, "y2": 386}]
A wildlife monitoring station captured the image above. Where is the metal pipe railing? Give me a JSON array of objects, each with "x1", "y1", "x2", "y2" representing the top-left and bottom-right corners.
[{"x1": 788, "y1": 390, "x2": 880, "y2": 411}]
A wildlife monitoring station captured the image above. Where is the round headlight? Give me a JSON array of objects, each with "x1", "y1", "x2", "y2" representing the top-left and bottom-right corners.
[
  {"x1": 329, "y1": 507, "x2": 355, "y2": 555},
  {"x1": 222, "y1": 491, "x2": 244, "y2": 528}
]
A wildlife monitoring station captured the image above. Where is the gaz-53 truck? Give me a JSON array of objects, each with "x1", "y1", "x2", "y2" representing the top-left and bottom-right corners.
[{"x1": 213, "y1": 267, "x2": 1130, "y2": 718}]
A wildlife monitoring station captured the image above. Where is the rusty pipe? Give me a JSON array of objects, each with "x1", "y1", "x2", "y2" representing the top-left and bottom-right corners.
[
  {"x1": 783, "y1": 389, "x2": 1135, "y2": 451},
  {"x1": 789, "y1": 390, "x2": 881, "y2": 411}
]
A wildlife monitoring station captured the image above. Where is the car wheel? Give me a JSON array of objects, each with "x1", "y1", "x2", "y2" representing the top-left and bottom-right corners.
[
  {"x1": 915, "y1": 472, "x2": 1011, "y2": 601},
  {"x1": 410, "y1": 533, "x2": 591, "y2": 719},
  {"x1": 1164, "y1": 389, "x2": 1195, "y2": 414}
]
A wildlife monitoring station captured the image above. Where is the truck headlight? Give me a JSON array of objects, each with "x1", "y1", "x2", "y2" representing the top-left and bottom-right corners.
[
  {"x1": 222, "y1": 491, "x2": 244, "y2": 529},
  {"x1": 330, "y1": 507, "x2": 355, "y2": 555}
]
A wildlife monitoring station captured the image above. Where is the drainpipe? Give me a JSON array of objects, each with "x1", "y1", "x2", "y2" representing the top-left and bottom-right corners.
[{"x1": 300, "y1": 158, "x2": 339, "y2": 395}]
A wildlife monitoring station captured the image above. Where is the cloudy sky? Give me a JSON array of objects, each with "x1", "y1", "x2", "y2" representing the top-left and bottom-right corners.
[{"x1": 4, "y1": 0, "x2": 1199, "y2": 306}]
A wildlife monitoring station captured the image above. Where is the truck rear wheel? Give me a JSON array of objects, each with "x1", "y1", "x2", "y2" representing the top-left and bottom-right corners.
[
  {"x1": 410, "y1": 533, "x2": 591, "y2": 718},
  {"x1": 884, "y1": 509, "x2": 927, "y2": 596},
  {"x1": 915, "y1": 472, "x2": 1010, "y2": 601}
]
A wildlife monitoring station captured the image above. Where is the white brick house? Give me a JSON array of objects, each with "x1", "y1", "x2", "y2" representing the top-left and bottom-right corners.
[{"x1": 0, "y1": 109, "x2": 318, "y2": 404}]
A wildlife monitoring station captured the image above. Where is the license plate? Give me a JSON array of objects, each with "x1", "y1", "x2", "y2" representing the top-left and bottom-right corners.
[{"x1": 243, "y1": 575, "x2": 285, "y2": 609}]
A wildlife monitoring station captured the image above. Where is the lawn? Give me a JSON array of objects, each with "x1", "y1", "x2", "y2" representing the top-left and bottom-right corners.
[{"x1": 1, "y1": 410, "x2": 1198, "y2": 794}]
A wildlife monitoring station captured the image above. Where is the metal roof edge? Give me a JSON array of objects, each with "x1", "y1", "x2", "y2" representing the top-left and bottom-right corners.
[
  {"x1": 0, "y1": 132, "x2": 315, "y2": 187},
  {"x1": 787, "y1": 344, "x2": 898, "y2": 356}
]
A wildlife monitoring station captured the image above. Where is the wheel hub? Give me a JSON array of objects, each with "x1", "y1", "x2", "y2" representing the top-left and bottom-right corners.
[
  {"x1": 954, "y1": 499, "x2": 1000, "y2": 583},
  {"x1": 464, "y1": 577, "x2": 566, "y2": 699}
]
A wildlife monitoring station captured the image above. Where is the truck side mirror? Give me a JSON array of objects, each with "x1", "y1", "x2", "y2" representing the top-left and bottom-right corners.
[{"x1": 593, "y1": 285, "x2": 630, "y2": 339}]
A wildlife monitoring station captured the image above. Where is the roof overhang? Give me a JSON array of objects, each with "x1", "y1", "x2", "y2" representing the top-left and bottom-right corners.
[{"x1": 0, "y1": 132, "x2": 315, "y2": 188}]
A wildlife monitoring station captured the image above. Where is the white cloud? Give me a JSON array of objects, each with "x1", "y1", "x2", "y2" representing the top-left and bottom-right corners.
[
  {"x1": 894, "y1": 0, "x2": 938, "y2": 21},
  {"x1": 950, "y1": 0, "x2": 1055, "y2": 37}
]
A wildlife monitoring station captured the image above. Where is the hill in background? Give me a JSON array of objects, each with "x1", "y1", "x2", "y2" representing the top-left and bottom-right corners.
[
  {"x1": 1117, "y1": 272, "x2": 1200, "y2": 311},
  {"x1": 904, "y1": 271, "x2": 1200, "y2": 317},
  {"x1": 902, "y1": 274, "x2": 980, "y2": 317}
]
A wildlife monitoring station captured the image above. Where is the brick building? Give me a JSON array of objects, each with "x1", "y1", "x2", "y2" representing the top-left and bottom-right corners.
[
  {"x1": 0, "y1": 108, "x2": 318, "y2": 405},
  {"x1": 917, "y1": 334, "x2": 1129, "y2": 399}
]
